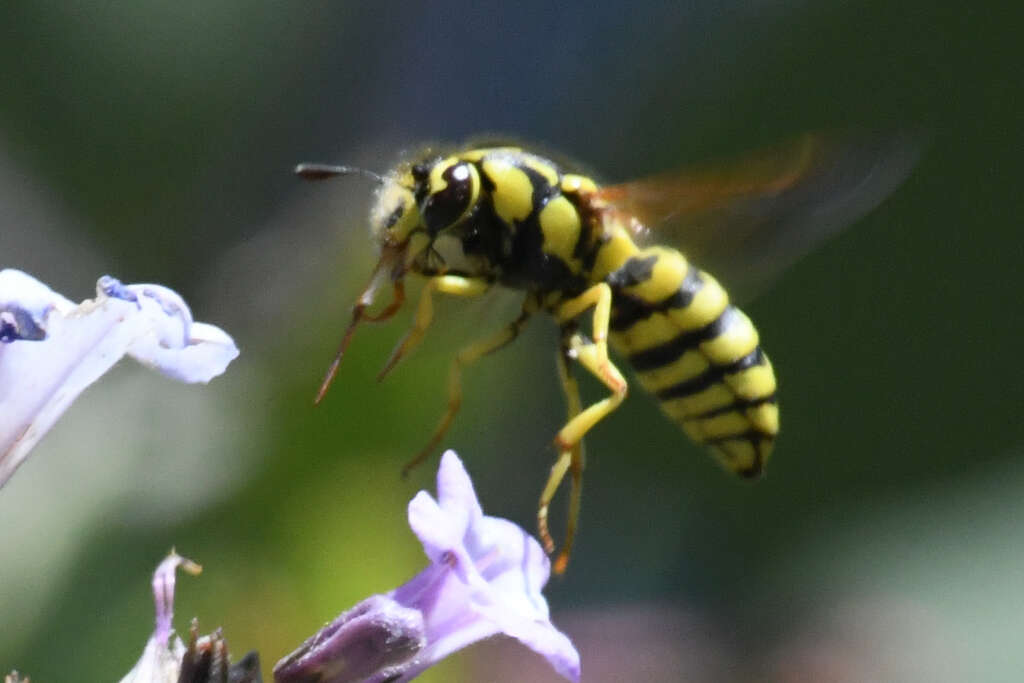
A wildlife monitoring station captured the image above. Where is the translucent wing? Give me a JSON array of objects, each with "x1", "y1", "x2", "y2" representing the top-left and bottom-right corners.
[{"x1": 596, "y1": 132, "x2": 921, "y2": 300}]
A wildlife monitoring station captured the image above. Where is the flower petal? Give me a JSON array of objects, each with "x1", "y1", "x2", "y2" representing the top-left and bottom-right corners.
[
  {"x1": 0, "y1": 269, "x2": 72, "y2": 342},
  {"x1": 0, "y1": 270, "x2": 238, "y2": 487},
  {"x1": 284, "y1": 450, "x2": 580, "y2": 683},
  {"x1": 394, "y1": 619, "x2": 498, "y2": 683},
  {"x1": 472, "y1": 602, "x2": 581, "y2": 682},
  {"x1": 468, "y1": 517, "x2": 551, "y2": 613},
  {"x1": 119, "y1": 552, "x2": 201, "y2": 683},
  {"x1": 435, "y1": 450, "x2": 483, "y2": 524},
  {"x1": 407, "y1": 490, "x2": 466, "y2": 565},
  {"x1": 118, "y1": 634, "x2": 187, "y2": 683},
  {"x1": 122, "y1": 285, "x2": 239, "y2": 383},
  {"x1": 457, "y1": 519, "x2": 580, "y2": 681},
  {"x1": 151, "y1": 552, "x2": 202, "y2": 644}
]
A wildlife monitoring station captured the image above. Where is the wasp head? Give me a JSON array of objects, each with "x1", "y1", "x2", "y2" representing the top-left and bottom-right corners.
[
  {"x1": 370, "y1": 155, "x2": 483, "y2": 275},
  {"x1": 302, "y1": 152, "x2": 487, "y2": 403}
]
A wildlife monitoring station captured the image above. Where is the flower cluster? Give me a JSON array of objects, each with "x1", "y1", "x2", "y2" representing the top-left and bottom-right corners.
[
  {"x1": 2, "y1": 270, "x2": 579, "y2": 681},
  {"x1": 112, "y1": 454, "x2": 579, "y2": 683}
]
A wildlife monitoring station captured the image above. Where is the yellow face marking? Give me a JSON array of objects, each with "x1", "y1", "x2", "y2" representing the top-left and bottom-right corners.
[
  {"x1": 623, "y1": 248, "x2": 686, "y2": 302},
  {"x1": 662, "y1": 383, "x2": 734, "y2": 420},
  {"x1": 538, "y1": 195, "x2": 582, "y2": 266},
  {"x1": 700, "y1": 308, "x2": 759, "y2": 364},
  {"x1": 591, "y1": 226, "x2": 640, "y2": 281},
  {"x1": 460, "y1": 163, "x2": 482, "y2": 216},
  {"x1": 723, "y1": 360, "x2": 777, "y2": 400},
  {"x1": 372, "y1": 177, "x2": 418, "y2": 242},
  {"x1": 481, "y1": 158, "x2": 534, "y2": 223},
  {"x1": 428, "y1": 157, "x2": 459, "y2": 195},
  {"x1": 635, "y1": 349, "x2": 709, "y2": 393},
  {"x1": 395, "y1": 167, "x2": 415, "y2": 187},
  {"x1": 666, "y1": 270, "x2": 728, "y2": 331},
  {"x1": 561, "y1": 174, "x2": 598, "y2": 194}
]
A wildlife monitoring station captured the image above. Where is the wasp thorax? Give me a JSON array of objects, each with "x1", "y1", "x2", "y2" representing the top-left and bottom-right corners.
[{"x1": 419, "y1": 157, "x2": 481, "y2": 235}]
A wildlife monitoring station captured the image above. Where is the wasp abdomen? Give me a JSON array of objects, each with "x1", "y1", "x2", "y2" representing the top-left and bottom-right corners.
[{"x1": 604, "y1": 243, "x2": 778, "y2": 476}]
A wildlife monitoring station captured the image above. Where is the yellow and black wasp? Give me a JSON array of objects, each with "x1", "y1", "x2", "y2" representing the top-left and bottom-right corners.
[{"x1": 298, "y1": 132, "x2": 916, "y2": 572}]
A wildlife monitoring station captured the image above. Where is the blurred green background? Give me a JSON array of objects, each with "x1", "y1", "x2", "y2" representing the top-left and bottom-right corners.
[{"x1": 1, "y1": 2, "x2": 1021, "y2": 681}]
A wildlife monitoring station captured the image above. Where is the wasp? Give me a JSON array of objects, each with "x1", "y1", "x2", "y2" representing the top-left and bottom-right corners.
[{"x1": 298, "y1": 133, "x2": 915, "y2": 572}]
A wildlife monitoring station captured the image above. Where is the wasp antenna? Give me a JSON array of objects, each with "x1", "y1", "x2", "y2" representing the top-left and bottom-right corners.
[{"x1": 295, "y1": 162, "x2": 384, "y2": 185}]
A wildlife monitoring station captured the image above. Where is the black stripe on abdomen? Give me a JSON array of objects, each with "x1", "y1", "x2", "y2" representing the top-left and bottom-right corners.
[
  {"x1": 691, "y1": 392, "x2": 777, "y2": 420},
  {"x1": 655, "y1": 347, "x2": 765, "y2": 401},
  {"x1": 628, "y1": 306, "x2": 740, "y2": 372},
  {"x1": 610, "y1": 265, "x2": 703, "y2": 332}
]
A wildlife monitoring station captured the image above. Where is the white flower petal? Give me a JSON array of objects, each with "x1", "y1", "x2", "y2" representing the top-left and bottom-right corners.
[
  {"x1": 435, "y1": 450, "x2": 482, "y2": 524},
  {"x1": 0, "y1": 269, "x2": 239, "y2": 487},
  {"x1": 118, "y1": 634, "x2": 187, "y2": 683},
  {"x1": 125, "y1": 299, "x2": 239, "y2": 383},
  {"x1": 482, "y1": 612, "x2": 581, "y2": 683},
  {"x1": 469, "y1": 515, "x2": 551, "y2": 591},
  {"x1": 0, "y1": 269, "x2": 72, "y2": 342},
  {"x1": 407, "y1": 490, "x2": 462, "y2": 563}
]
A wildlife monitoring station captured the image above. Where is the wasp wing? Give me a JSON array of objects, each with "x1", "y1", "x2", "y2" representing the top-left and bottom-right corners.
[{"x1": 597, "y1": 132, "x2": 921, "y2": 301}]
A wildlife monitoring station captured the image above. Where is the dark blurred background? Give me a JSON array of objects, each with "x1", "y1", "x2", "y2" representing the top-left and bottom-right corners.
[{"x1": 1, "y1": 2, "x2": 1021, "y2": 681}]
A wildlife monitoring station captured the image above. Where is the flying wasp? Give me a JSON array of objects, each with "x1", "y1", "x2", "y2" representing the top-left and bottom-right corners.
[{"x1": 298, "y1": 133, "x2": 916, "y2": 573}]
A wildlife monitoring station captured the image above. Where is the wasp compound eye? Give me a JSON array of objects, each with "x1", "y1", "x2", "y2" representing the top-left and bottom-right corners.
[{"x1": 421, "y1": 159, "x2": 480, "y2": 234}]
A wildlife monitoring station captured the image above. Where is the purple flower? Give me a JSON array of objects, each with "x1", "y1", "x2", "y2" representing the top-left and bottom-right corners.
[
  {"x1": 274, "y1": 451, "x2": 580, "y2": 683},
  {"x1": 0, "y1": 269, "x2": 238, "y2": 487}
]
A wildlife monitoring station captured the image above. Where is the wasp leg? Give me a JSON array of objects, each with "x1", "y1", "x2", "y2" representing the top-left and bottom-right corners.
[
  {"x1": 378, "y1": 275, "x2": 491, "y2": 381},
  {"x1": 362, "y1": 279, "x2": 405, "y2": 322},
  {"x1": 402, "y1": 297, "x2": 537, "y2": 478},
  {"x1": 315, "y1": 279, "x2": 407, "y2": 405},
  {"x1": 537, "y1": 335, "x2": 586, "y2": 574},
  {"x1": 538, "y1": 283, "x2": 628, "y2": 573}
]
